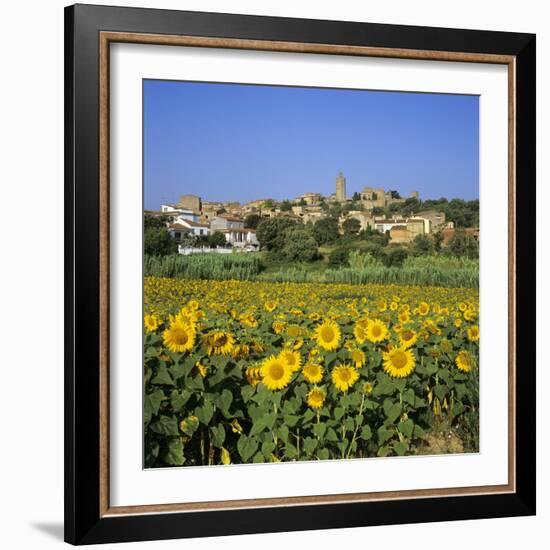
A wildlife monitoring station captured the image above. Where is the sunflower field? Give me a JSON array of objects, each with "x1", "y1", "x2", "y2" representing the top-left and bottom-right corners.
[{"x1": 144, "y1": 277, "x2": 479, "y2": 467}]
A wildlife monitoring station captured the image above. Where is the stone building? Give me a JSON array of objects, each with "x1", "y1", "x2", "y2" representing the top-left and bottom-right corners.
[
  {"x1": 389, "y1": 220, "x2": 425, "y2": 243},
  {"x1": 345, "y1": 211, "x2": 375, "y2": 231},
  {"x1": 177, "y1": 194, "x2": 202, "y2": 213},
  {"x1": 296, "y1": 192, "x2": 323, "y2": 205},
  {"x1": 359, "y1": 188, "x2": 418, "y2": 210},
  {"x1": 336, "y1": 172, "x2": 347, "y2": 202},
  {"x1": 210, "y1": 215, "x2": 245, "y2": 232},
  {"x1": 416, "y1": 210, "x2": 446, "y2": 231}
]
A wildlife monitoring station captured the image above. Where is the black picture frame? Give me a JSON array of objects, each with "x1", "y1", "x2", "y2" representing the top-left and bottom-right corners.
[{"x1": 65, "y1": 3, "x2": 536, "y2": 545}]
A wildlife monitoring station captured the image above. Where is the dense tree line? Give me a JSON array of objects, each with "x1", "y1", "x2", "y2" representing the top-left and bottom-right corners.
[{"x1": 255, "y1": 210, "x2": 478, "y2": 267}]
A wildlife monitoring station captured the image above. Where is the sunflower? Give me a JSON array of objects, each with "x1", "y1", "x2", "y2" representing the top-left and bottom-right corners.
[
  {"x1": 455, "y1": 350, "x2": 474, "y2": 372},
  {"x1": 232, "y1": 344, "x2": 250, "y2": 360},
  {"x1": 231, "y1": 419, "x2": 244, "y2": 434},
  {"x1": 306, "y1": 387, "x2": 326, "y2": 409},
  {"x1": 239, "y1": 313, "x2": 258, "y2": 328},
  {"x1": 220, "y1": 447, "x2": 231, "y2": 465},
  {"x1": 261, "y1": 355, "x2": 293, "y2": 391},
  {"x1": 399, "y1": 329, "x2": 417, "y2": 348},
  {"x1": 454, "y1": 318, "x2": 463, "y2": 328},
  {"x1": 162, "y1": 318, "x2": 196, "y2": 353},
  {"x1": 252, "y1": 341, "x2": 266, "y2": 353},
  {"x1": 144, "y1": 313, "x2": 161, "y2": 333},
  {"x1": 196, "y1": 362, "x2": 208, "y2": 377},
  {"x1": 467, "y1": 325, "x2": 480, "y2": 341},
  {"x1": 264, "y1": 300, "x2": 278, "y2": 312},
  {"x1": 187, "y1": 299, "x2": 199, "y2": 310},
  {"x1": 175, "y1": 307, "x2": 200, "y2": 326},
  {"x1": 398, "y1": 310, "x2": 410, "y2": 324},
  {"x1": 464, "y1": 309, "x2": 477, "y2": 321},
  {"x1": 390, "y1": 301, "x2": 399, "y2": 311},
  {"x1": 279, "y1": 349, "x2": 302, "y2": 372},
  {"x1": 382, "y1": 346, "x2": 416, "y2": 378},
  {"x1": 331, "y1": 364, "x2": 360, "y2": 392},
  {"x1": 314, "y1": 319, "x2": 341, "y2": 351},
  {"x1": 286, "y1": 324, "x2": 302, "y2": 339},
  {"x1": 362, "y1": 381, "x2": 374, "y2": 394},
  {"x1": 203, "y1": 331, "x2": 235, "y2": 356},
  {"x1": 302, "y1": 363, "x2": 323, "y2": 384},
  {"x1": 350, "y1": 348, "x2": 366, "y2": 368},
  {"x1": 366, "y1": 319, "x2": 389, "y2": 343},
  {"x1": 439, "y1": 338, "x2": 453, "y2": 354},
  {"x1": 292, "y1": 338, "x2": 304, "y2": 350},
  {"x1": 272, "y1": 320, "x2": 285, "y2": 334},
  {"x1": 418, "y1": 302, "x2": 430, "y2": 316},
  {"x1": 245, "y1": 365, "x2": 262, "y2": 387},
  {"x1": 353, "y1": 319, "x2": 369, "y2": 344}
]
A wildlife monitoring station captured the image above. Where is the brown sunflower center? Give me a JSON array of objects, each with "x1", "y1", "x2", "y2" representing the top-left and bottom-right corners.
[
  {"x1": 339, "y1": 368, "x2": 351, "y2": 382},
  {"x1": 172, "y1": 327, "x2": 189, "y2": 344},
  {"x1": 321, "y1": 326, "x2": 335, "y2": 341},
  {"x1": 269, "y1": 362, "x2": 285, "y2": 380},
  {"x1": 213, "y1": 334, "x2": 227, "y2": 347},
  {"x1": 391, "y1": 351, "x2": 408, "y2": 369}
]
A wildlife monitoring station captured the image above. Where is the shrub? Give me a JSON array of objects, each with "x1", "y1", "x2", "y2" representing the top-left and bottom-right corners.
[
  {"x1": 282, "y1": 227, "x2": 319, "y2": 262},
  {"x1": 256, "y1": 217, "x2": 298, "y2": 251},
  {"x1": 382, "y1": 247, "x2": 408, "y2": 267},
  {"x1": 329, "y1": 247, "x2": 351, "y2": 267},
  {"x1": 144, "y1": 228, "x2": 178, "y2": 256}
]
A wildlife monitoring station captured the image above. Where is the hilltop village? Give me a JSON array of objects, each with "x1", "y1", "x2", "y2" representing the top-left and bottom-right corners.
[{"x1": 145, "y1": 172, "x2": 478, "y2": 254}]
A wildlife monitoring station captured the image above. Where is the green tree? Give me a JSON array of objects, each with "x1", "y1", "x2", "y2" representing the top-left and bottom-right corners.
[
  {"x1": 208, "y1": 231, "x2": 227, "y2": 248},
  {"x1": 144, "y1": 227, "x2": 178, "y2": 256},
  {"x1": 352, "y1": 191, "x2": 361, "y2": 201},
  {"x1": 262, "y1": 199, "x2": 274, "y2": 208},
  {"x1": 329, "y1": 246, "x2": 351, "y2": 267},
  {"x1": 256, "y1": 217, "x2": 298, "y2": 251},
  {"x1": 448, "y1": 229, "x2": 479, "y2": 259},
  {"x1": 144, "y1": 213, "x2": 170, "y2": 230},
  {"x1": 244, "y1": 214, "x2": 261, "y2": 229},
  {"x1": 389, "y1": 190, "x2": 401, "y2": 199},
  {"x1": 411, "y1": 234, "x2": 434, "y2": 256},
  {"x1": 433, "y1": 230, "x2": 444, "y2": 252},
  {"x1": 342, "y1": 217, "x2": 361, "y2": 236},
  {"x1": 312, "y1": 217, "x2": 340, "y2": 245},
  {"x1": 382, "y1": 247, "x2": 408, "y2": 267},
  {"x1": 402, "y1": 197, "x2": 420, "y2": 215},
  {"x1": 280, "y1": 200, "x2": 293, "y2": 212},
  {"x1": 371, "y1": 207, "x2": 385, "y2": 216},
  {"x1": 360, "y1": 227, "x2": 390, "y2": 247},
  {"x1": 282, "y1": 227, "x2": 318, "y2": 262}
]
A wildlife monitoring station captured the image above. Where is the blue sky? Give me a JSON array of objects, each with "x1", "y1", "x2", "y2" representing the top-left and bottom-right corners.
[{"x1": 144, "y1": 80, "x2": 479, "y2": 210}]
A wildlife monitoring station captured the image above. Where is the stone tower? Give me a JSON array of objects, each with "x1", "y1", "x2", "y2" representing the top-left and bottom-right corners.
[{"x1": 336, "y1": 172, "x2": 346, "y2": 202}]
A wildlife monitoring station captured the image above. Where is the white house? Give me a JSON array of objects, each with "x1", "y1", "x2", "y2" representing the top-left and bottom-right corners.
[
  {"x1": 167, "y1": 223, "x2": 191, "y2": 241},
  {"x1": 174, "y1": 218, "x2": 210, "y2": 237},
  {"x1": 221, "y1": 228, "x2": 259, "y2": 249},
  {"x1": 160, "y1": 204, "x2": 200, "y2": 224},
  {"x1": 210, "y1": 215, "x2": 245, "y2": 231}
]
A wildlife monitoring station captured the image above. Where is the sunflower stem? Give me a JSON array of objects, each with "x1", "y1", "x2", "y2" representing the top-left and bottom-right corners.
[
  {"x1": 272, "y1": 401, "x2": 278, "y2": 457},
  {"x1": 346, "y1": 393, "x2": 365, "y2": 459},
  {"x1": 341, "y1": 398, "x2": 348, "y2": 459},
  {"x1": 200, "y1": 427, "x2": 205, "y2": 465}
]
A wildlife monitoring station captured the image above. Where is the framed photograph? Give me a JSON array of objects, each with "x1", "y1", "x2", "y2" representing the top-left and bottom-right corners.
[{"x1": 64, "y1": 3, "x2": 536, "y2": 545}]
